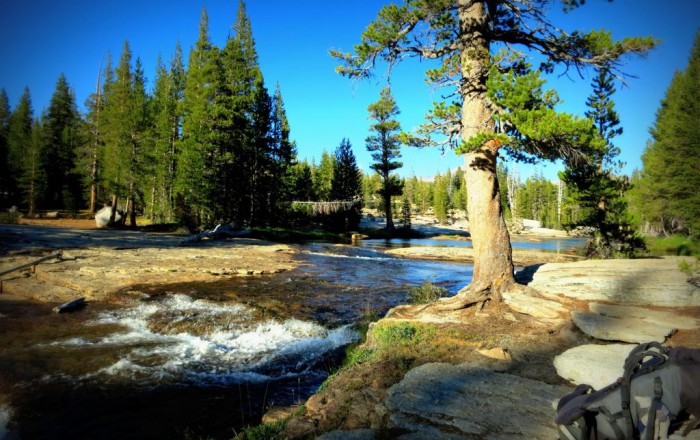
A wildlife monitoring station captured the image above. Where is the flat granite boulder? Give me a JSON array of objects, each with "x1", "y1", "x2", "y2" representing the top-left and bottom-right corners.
[
  {"x1": 571, "y1": 302, "x2": 698, "y2": 343},
  {"x1": 589, "y1": 303, "x2": 699, "y2": 330},
  {"x1": 502, "y1": 290, "x2": 568, "y2": 320},
  {"x1": 524, "y1": 257, "x2": 700, "y2": 307},
  {"x1": 554, "y1": 344, "x2": 635, "y2": 390},
  {"x1": 383, "y1": 362, "x2": 571, "y2": 439}
]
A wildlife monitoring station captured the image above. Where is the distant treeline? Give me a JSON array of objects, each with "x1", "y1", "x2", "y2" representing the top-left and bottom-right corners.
[
  {"x1": 0, "y1": 2, "x2": 697, "y2": 242},
  {"x1": 0, "y1": 3, "x2": 361, "y2": 231}
]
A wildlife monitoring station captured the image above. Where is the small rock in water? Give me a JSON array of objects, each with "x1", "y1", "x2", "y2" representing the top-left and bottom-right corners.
[{"x1": 53, "y1": 297, "x2": 87, "y2": 313}]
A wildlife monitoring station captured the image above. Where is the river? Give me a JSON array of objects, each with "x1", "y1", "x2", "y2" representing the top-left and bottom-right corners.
[{"x1": 0, "y1": 237, "x2": 584, "y2": 440}]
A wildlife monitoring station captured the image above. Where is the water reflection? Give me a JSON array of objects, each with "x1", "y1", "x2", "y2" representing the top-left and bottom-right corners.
[
  {"x1": 359, "y1": 237, "x2": 586, "y2": 252},
  {"x1": 299, "y1": 243, "x2": 473, "y2": 294}
]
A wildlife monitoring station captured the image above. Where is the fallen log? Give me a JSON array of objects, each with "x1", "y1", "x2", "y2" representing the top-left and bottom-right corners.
[
  {"x1": 179, "y1": 224, "x2": 250, "y2": 245},
  {"x1": 53, "y1": 297, "x2": 86, "y2": 314},
  {"x1": 0, "y1": 252, "x2": 63, "y2": 293},
  {"x1": 0, "y1": 252, "x2": 63, "y2": 278}
]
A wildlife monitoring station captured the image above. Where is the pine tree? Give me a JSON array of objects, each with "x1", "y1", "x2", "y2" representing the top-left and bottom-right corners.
[
  {"x1": 177, "y1": 8, "x2": 218, "y2": 227},
  {"x1": 560, "y1": 66, "x2": 636, "y2": 256},
  {"x1": 102, "y1": 42, "x2": 133, "y2": 221},
  {"x1": 150, "y1": 44, "x2": 184, "y2": 223},
  {"x1": 247, "y1": 72, "x2": 273, "y2": 226},
  {"x1": 496, "y1": 163, "x2": 511, "y2": 221},
  {"x1": 42, "y1": 73, "x2": 83, "y2": 210},
  {"x1": 333, "y1": 0, "x2": 656, "y2": 307},
  {"x1": 290, "y1": 160, "x2": 314, "y2": 201},
  {"x1": 21, "y1": 118, "x2": 46, "y2": 214},
  {"x1": 313, "y1": 150, "x2": 334, "y2": 201},
  {"x1": 126, "y1": 57, "x2": 152, "y2": 226},
  {"x1": 270, "y1": 83, "x2": 297, "y2": 219},
  {"x1": 362, "y1": 172, "x2": 382, "y2": 210},
  {"x1": 7, "y1": 87, "x2": 34, "y2": 207},
  {"x1": 433, "y1": 172, "x2": 450, "y2": 224},
  {"x1": 366, "y1": 86, "x2": 404, "y2": 231},
  {"x1": 330, "y1": 138, "x2": 363, "y2": 231},
  {"x1": 633, "y1": 30, "x2": 700, "y2": 238},
  {"x1": 452, "y1": 168, "x2": 467, "y2": 212},
  {"x1": 0, "y1": 89, "x2": 11, "y2": 207},
  {"x1": 208, "y1": 0, "x2": 267, "y2": 226},
  {"x1": 79, "y1": 56, "x2": 112, "y2": 213},
  {"x1": 400, "y1": 197, "x2": 412, "y2": 231},
  {"x1": 101, "y1": 42, "x2": 150, "y2": 227}
]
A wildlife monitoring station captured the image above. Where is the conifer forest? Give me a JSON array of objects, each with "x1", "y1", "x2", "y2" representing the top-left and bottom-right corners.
[{"x1": 0, "y1": 2, "x2": 698, "y2": 248}]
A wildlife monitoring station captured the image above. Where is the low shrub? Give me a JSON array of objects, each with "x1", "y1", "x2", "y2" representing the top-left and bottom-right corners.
[
  {"x1": 234, "y1": 420, "x2": 286, "y2": 440},
  {"x1": 646, "y1": 234, "x2": 699, "y2": 257},
  {"x1": 408, "y1": 281, "x2": 449, "y2": 304}
]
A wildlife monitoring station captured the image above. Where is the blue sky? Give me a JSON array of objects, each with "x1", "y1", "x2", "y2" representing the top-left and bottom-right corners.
[{"x1": 1, "y1": 1, "x2": 698, "y2": 180}]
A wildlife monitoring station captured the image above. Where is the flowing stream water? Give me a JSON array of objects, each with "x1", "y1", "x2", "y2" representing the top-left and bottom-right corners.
[{"x1": 0, "y1": 237, "x2": 583, "y2": 439}]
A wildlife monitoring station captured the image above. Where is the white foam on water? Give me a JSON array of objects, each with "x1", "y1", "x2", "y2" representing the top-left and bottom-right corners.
[
  {"x1": 0, "y1": 403, "x2": 11, "y2": 439},
  {"x1": 47, "y1": 294, "x2": 358, "y2": 385},
  {"x1": 303, "y1": 251, "x2": 396, "y2": 261}
]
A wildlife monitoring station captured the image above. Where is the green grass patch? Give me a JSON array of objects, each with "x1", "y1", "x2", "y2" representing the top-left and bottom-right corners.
[
  {"x1": 678, "y1": 258, "x2": 699, "y2": 276},
  {"x1": 343, "y1": 347, "x2": 376, "y2": 368},
  {"x1": 372, "y1": 321, "x2": 435, "y2": 348},
  {"x1": 234, "y1": 420, "x2": 286, "y2": 440},
  {"x1": 646, "y1": 234, "x2": 700, "y2": 257},
  {"x1": 408, "y1": 281, "x2": 449, "y2": 304}
]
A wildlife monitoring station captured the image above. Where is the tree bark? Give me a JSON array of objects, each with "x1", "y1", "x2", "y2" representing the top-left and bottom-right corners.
[
  {"x1": 438, "y1": 0, "x2": 516, "y2": 309},
  {"x1": 109, "y1": 194, "x2": 118, "y2": 224},
  {"x1": 384, "y1": 187, "x2": 394, "y2": 231}
]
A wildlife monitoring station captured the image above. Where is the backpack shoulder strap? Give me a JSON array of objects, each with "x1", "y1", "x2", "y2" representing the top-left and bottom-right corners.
[{"x1": 620, "y1": 343, "x2": 671, "y2": 439}]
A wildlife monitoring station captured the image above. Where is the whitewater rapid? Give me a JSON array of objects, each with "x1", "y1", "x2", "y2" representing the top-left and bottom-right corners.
[{"x1": 43, "y1": 294, "x2": 358, "y2": 386}]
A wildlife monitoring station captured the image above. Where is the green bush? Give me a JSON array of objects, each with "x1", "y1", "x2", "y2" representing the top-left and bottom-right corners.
[
  {"x1": 235, "y1": 420, "x2": 286, "y2": 440},
  {"x1": 646, "y1": 234, "x2": 700, "y2": 257},
  {"x1": 408, "y1": 281, "x2": 449, "y2": 304},
  {"x1": 0, "y1": 211, "x2": 20, "y2": 224}
]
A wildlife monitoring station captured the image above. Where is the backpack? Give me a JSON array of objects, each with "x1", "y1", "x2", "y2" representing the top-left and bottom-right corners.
[{"x1": 555, "y1": 342, "x2": 700, "y2": 440}]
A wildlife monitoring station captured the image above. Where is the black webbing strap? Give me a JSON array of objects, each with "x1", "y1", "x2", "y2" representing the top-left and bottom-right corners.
[
  {"x1": 644, "y1": 377, "x2": 664, "y2": 440},
  {"x1": 596, "y1": 406, "x2": 626, "y2": 440},
  {"x1": 621, "y1": 345, "x2": 669, "y2": 440}
]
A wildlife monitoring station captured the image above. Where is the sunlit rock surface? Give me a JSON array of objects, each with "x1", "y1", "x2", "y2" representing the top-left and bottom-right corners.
[{"x1": 382, "y1": 363, "x2": 570, "y2": 439}]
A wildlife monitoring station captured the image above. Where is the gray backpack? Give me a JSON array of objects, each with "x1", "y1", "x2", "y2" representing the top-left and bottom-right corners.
[{"x1": 555, "y1": 342, "x2": 700, "y2": 440}]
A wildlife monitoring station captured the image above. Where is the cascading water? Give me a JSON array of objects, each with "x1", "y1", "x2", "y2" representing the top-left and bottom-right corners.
[
  {"x1": 43, "y1": 294, "x2": 357, "y2": 387},
  {"x1": 0, "y1": 241, "x2": 487, "y2": 439}
]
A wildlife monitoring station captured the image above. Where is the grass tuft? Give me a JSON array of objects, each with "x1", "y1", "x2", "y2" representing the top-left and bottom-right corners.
[
  {"x1": 408, "y1": 281, "x2": 449, "y2": 304},
  {"x1": 234, "y1": 420, "x2": 286, "y2": 440}
]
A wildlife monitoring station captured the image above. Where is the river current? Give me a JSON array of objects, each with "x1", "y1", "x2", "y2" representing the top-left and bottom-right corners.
[{"x1": 0, "y1": 237, "x2": 583, "y2": 439}]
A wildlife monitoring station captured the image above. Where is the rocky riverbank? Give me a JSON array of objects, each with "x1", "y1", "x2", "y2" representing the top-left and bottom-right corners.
[
  {"x1": 277, "y1": 256, "x2": 700, "y2": 439},
  {"x1": 384, "y1": 245, "x2": 582, "y2": 266},
  {"x1": 0, "y1": 224, "x2": 300, "y2": 305},
  {"x1": 2, "y1": 222, "x2": 699, "y2": 439}
]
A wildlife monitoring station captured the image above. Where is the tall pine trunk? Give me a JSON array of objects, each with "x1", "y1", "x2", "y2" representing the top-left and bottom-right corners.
[
  {"x1": 384, "y1": 187, "x2": 394, "y2": 231},
  {"x1": 455, "y1": 0, "x2": 515, "y2": 303},
  {"x1": 89, "y1": 152, "x2": 98, "y2": 213},
  {"x1": 109, "y1": 194, "x2": 118, "y2": 224}
]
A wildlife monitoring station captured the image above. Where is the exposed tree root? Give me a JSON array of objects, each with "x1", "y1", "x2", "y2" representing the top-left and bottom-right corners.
[
  {"x1": 426, "y1": 277, "x2": 513, "y2": 313},
  {"x1": 386, "y1": 279, "x2": 547, "y2": 322}
]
